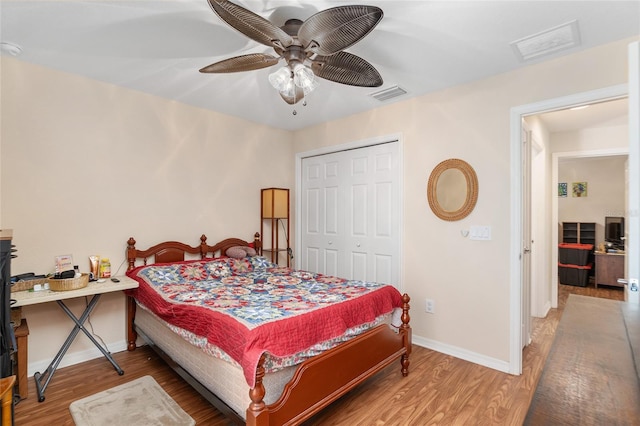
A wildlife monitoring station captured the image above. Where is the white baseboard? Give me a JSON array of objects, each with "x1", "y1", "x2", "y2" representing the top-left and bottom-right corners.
[
  {"x1": 27, "y1": 336, "x2": 512, "y2": 380},
  {"x1": 412, "y1": 334, "x2": 511, "y2": 374},
  {"x1": 27, "y1": 340, "x2": 129, "y2": 378}
]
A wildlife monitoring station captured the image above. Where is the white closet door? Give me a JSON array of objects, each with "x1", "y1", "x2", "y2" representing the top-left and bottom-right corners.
[{"x1": 301, "y1": 142, "x2": 400, "y2": 287}]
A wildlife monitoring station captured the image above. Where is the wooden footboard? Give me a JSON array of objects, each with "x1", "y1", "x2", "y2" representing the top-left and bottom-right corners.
[
  {"x1": 246, "y1": 293, "x2": 411, "y2": 426},
  {"x1": 125, "y1": 235, "x2": 411, "y2": 425}
]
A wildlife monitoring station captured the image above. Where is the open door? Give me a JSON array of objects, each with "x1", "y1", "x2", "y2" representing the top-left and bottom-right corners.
[
  {"x1": 626, "y1": 41, "x2": 639, "y2": 303},
  {"x1": 521, "y1": 122, "x2": 532, "y2": 348}
]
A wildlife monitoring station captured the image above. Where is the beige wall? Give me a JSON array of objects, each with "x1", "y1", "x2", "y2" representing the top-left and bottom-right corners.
[
  {"x1": 1, "y1": 58, "x2": 294, "y2": 373},
  {"x1": 294, "y1": 37, "x2": 634, "y2": 365},
  {"x1": 558, "y1": 156, "x2": 627, "y2": 243},
  {"x1": 0, "y1": 36, "x2": 635, "y2": 376}
]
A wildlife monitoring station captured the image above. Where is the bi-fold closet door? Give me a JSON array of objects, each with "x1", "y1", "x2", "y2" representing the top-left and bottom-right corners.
[{"x1": 300, "y1": 141, "x2": 400, "y2": 288}]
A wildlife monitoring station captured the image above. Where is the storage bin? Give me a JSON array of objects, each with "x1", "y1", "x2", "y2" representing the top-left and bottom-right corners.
[
  {"x1": 558, "y1": 262, "x2": 592, "y2": 287},
  {"x1": 558, "y1": 243, "x2": 593, "y2": 266}
]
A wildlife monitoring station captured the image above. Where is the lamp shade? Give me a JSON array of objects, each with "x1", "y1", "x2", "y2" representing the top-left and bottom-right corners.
[{"x1": 262, "y1": 188, "x2": 289, "y2": 218}]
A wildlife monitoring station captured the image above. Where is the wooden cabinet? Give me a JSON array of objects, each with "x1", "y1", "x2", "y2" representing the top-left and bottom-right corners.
[
  {"x1": 260, "y1": 188, "x2": 290, "y2": 266},
  {"x1": 595, "y1": 252, "x2": 625, "y2": 288},
  {"x1": 13, "y1": 319, "x2": 29, "y2": 400}
]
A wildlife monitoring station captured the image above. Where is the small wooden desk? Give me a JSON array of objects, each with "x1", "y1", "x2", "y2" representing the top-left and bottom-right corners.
[
  {"x1": 594, "y1": 251, "x2": 625, "y2": 288},
  {"x1": 12, "y1": 276, "x2": 138, "y2": 402}
]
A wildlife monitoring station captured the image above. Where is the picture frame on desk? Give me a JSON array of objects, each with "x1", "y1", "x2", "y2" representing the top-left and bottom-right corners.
[{"x1": 54, "y1": 254, "x2": 74, "y2": 273}]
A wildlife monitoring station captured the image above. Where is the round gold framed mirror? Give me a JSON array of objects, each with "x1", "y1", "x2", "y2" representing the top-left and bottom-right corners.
[{"x1": 427, "y1": 158, "x2": 478, "y2": 221}]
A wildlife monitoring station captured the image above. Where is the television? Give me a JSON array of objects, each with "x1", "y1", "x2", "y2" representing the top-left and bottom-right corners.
[{"x1": 604, "y1": 216, "x2": 625, "y2": 248}]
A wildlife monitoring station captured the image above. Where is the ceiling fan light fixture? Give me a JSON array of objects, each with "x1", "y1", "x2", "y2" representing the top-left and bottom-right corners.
[
  {"x1": 204, "y1": 1, "x2": 384, "y2": 105},
  {"x1": 292, "y1": 63, "x2": 318, "y2": 95},
  {"x1": 268, "y1": 67, "x2": 292, "y2": 91},
  {"x1": 280, "y1": 78, "x2": 297, "y2": 98}
]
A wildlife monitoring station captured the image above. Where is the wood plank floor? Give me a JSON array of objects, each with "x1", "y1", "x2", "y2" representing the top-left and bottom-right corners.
[{"x1": 14, "y1": 283, "x2": 625, "y2": 425}]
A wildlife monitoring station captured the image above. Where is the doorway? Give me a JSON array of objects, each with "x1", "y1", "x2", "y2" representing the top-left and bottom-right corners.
[
  {"x1": 534, "y1": 98, "x2": 629, "y2": 309},
  {"x1": 509, "y1": 83, "x2": 630, "y2": 375},
  {"x1": 552, "y1": 151, "x2": 628, "y2": 305}
]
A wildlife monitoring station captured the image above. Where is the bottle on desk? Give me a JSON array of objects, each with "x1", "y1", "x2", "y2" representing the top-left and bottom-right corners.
[{"x1": 99, "y1": 258, "x2": 111, "y2": 278}]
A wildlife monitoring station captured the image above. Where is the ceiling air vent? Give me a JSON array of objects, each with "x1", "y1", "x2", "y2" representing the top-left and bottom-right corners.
[
  {"x1": 370, "y1": 85, "x2": 407, "y2": 102},
  {"x1": 511, "y1": 20, "x2": 581, "y2": 62}
]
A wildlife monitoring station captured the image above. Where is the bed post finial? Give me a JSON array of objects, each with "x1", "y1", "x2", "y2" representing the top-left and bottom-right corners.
[
  {"x1": 200, "y1": 234, "x2": 208, "y2": 259},
  {"x1": 254, "y1": 232, "x2": 261, "y2": 253},
  {"x1": 401, "y1": 293, "x2": 411, "y2": 328},
  {"x1": 127, "y1": 237, "x2": 137, "y2": 271}
]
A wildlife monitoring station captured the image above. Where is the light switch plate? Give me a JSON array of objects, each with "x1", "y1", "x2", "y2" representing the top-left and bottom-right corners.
[{"x1": 469, "y1": 225, "x2": 491, "y2": 241}]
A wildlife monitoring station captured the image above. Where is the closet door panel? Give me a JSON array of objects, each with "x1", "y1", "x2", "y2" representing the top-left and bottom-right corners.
[{"x1": 301, "y1": 141, "x2": 400, "y2": 287}]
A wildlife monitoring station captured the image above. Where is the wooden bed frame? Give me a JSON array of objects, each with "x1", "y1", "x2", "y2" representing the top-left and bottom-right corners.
[{"x1": 125, "y1": 233, "x2": 412, "y2": 426}]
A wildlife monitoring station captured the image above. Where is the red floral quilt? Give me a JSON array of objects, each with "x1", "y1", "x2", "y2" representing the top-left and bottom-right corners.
[{"x1": 126, "y1": 256, "x2": 402, "y2": 387}]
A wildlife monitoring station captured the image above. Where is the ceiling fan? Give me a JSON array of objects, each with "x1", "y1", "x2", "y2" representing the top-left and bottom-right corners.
[{"x1": 199, "y1": 0, "x2": 384, "y2": 105}]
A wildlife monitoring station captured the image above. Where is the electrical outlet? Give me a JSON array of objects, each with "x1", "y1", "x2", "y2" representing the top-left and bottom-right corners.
[{"x1": 425, "y1": 298, "x2": 435, "y2": 314}]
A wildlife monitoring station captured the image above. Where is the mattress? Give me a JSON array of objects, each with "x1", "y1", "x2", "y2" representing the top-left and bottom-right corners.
[{"x1": 135, "y1": 303, "x2": 296, "y2": 418}]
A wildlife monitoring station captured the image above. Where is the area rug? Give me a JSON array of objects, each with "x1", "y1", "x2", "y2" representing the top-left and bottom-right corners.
[{"x1": 69, "y1": 375, "x2": 195, "y2": 426}]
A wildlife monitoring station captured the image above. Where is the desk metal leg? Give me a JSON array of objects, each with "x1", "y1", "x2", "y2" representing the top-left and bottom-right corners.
[{"x1": 33, "y1": 294, "x2": 124, "y2": 402}]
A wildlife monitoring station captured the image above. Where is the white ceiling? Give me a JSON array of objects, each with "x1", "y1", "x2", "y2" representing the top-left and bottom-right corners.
[
  {"x1": 537, "y1": 97, "x2": 629, "y2": 133},
  {"x1": 1, "y1": 1, "x2": 639, "y2": 131}
]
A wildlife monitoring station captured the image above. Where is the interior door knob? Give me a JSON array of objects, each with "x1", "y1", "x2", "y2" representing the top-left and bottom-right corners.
[{"x1": 356, "y1": 243, "x2": 361, "y2": 247}]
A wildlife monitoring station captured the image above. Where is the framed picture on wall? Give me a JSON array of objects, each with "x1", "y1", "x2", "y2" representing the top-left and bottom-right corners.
[
  {"x1": 572, "y1": 182, "x2": 588, "y2": 197},
  {"x1": 558, "y1": 182, "x2": 567, "y2": 197}
]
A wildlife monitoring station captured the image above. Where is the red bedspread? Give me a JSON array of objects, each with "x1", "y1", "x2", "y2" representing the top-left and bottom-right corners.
[{"x1": 127, "y1": 256, "x2": 402, "y2": 387}]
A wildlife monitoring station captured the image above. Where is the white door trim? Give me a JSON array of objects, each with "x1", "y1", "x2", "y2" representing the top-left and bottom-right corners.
[
  {"x1": 510, "y1": 84, "x2": 628, "y2": 375},
  {"x1": 295, "y1": 133, "x2": 405, "y2": 291},
  {"x1": 628, "y1": 41, "x2": 640, "y2": 304}
]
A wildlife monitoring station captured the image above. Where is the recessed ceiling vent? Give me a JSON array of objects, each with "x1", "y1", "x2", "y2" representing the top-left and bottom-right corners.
[
  {"x1": 369, "y1": 85, "x2": 407, "y2": 102},
  {"x1": 511, "y1": 20, "x2": 581, "y2": 62}
]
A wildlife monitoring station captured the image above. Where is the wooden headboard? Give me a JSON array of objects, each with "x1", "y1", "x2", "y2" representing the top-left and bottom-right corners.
[{"x1": 126, "y1": 233, "x2": 261, "y2": 271}]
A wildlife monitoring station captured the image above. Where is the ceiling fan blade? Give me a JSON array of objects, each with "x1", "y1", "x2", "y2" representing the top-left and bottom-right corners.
[
  {"x1": 207, "y1": 0, "x2": 294, "y2": 49},
  {"x1": 279, "y1": 86, "x2": 305, "y2": 105},
  {"x1": 199, "y1": 53, "x2": 279, "y2": 73},
  {"x1": 311, "y1": 51, "x2": 383, "y2": 87},
  {"x1": 298, "y1": 5, "x2": 383, "y2": 56}
]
